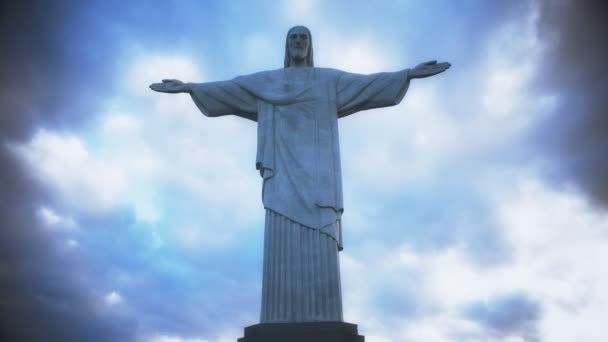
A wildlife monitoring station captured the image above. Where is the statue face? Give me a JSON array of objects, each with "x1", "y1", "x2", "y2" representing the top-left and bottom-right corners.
[{"x1": 287, "y1": 27, "x2": 310, "y2": 62}]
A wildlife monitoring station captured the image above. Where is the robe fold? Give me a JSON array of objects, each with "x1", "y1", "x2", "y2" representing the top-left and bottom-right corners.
[{"x1": 189, "y1": 67, "x2": 410, "y2": 250}]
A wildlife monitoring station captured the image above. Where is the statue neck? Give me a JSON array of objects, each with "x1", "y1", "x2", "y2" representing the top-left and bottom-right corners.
[{"x1": 289, "y1": 56, "x2": 308, "y2": 68}]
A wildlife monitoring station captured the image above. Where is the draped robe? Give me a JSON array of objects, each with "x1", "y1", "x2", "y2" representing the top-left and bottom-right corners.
[{"x1": 189, "y1": 67, "x2": 410, "y2": 322}]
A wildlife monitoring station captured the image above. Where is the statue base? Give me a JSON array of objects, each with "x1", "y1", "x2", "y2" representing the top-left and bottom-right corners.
[{"x1": 237, "y1": 321, "x2": 365, "y2": 342}]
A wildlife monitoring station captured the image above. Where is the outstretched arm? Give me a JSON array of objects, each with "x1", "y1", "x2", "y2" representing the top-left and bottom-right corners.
[
  {"x1": 150, "y1": 77, "x2": 258, "y2": 121},
  {"x1": 149, "y1": 79, "x2": 191, "y2": 93},
  {"x1": 408, "y1": 60, "x2": 451, "y2": 79},
  {"x1": 336, "y1": 60, "x2": 450, "y2": 118}
]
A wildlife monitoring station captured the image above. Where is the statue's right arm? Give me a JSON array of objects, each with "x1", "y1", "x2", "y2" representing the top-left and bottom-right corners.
[{"x1": 149, "y1": 79, "x2": 191, "y2": 93}]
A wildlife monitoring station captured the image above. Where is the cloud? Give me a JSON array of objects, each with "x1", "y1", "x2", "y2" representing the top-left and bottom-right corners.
[
  {"x1": 4, "y1": 49, "x2": 265, "y2": 339},
  {"x1": 464, "y1": 292, "x2": 541, "y2": 341},
  {"x1": 339, "y1": 1, "x2": 545, "y2": 192},
  {"x1": 340, "y1": 175, "x2": 608, "y2": 342},
  {"x1": 146, "y1": 329, "x2": 244, "y2": 342},
  {"x1": 0, "y1": 1, "x2": 136, "y2": 141},
  {"x1": 11, "y1": 52, "x2": 261, "y2": 226},
  {"x1": 11, "y1": 129, "x2": 129, "y2": 212},
  {"x1": 336, "y1": 5, "x2": 548, "y2": 271},
  {"x1": 149, "y1": 336, "x2": 209, "y2": 342},
  {"x1": 0, "y1": 147, "x2": 135, "y2": 342},
  {"x1": 532, "y1": 0, "x2": 608, "y2": 207},
  {"x1": 105, "y1": 291, "x2": 124, "y2": 306},
  {"x1": 480, "y1": 7, "x2": 542, "y2": 119},
  {"x1": 280, "y1": 0, "x2": 319, "y2": 24},
  {"x1": 317, "y1": 30, "x2": 403, "y2": 72},
  {"x1": 123, "y1": 54, "x2": 261, "y2": 226},
  {"x1": 37, "y1": 206, "x2": 76, "y2": 229},
  {"x1": 9, "y1": 49, "x2": 266, "y2": 338},
  {"x1": 0, "y1": 2, "x2": 140, "y2": 341}
]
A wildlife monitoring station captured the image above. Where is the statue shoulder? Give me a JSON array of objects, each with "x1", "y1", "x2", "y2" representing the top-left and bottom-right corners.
[
  {"x1": 235, "y1": 68, "x2": 284, "y2": 82},
  {"x1": 316, "y1": 67, "x2": 347, "y2": 78},
  {"x1": 233, "y1": 68, "x2": 346, "y2": 85}
]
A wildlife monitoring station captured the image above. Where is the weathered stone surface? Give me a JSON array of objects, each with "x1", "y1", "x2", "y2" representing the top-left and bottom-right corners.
[{"x1": 150, "y1": 25, "x2": 449, "y2": 334}]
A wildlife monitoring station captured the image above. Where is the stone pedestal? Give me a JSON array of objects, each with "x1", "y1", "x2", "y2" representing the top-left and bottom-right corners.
[{"x1": 237, "y1": 322, "x2": 365, "y2": 342}]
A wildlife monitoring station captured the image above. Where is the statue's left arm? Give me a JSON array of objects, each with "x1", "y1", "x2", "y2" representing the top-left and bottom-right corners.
[{"x1": 336, "y1": 60, "x2": 450, "y2": 118}]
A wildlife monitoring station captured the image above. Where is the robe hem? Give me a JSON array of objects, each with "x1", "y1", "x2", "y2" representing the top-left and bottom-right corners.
[{"x1": 264, "y1": 207, "x2": 343, "y2": 251}]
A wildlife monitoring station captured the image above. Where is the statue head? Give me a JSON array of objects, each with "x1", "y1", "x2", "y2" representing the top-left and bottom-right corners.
[{"x1": 284, "y1": 26, "x2": 314, "y2": 68}]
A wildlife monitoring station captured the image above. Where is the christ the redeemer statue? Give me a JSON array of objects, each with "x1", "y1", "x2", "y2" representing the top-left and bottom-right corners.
[{"x1": 151, "y1": 26, "x2": 449, "y2": 326}]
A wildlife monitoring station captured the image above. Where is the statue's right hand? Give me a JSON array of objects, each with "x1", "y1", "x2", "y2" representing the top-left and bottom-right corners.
[{"x1": 149, "y1": 79, "x2": 190, "y2": 93}]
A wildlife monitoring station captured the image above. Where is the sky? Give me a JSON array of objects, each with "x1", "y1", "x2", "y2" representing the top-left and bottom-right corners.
[{"x1": 1, "y1": 0, "x2": 607, "y2": 341}]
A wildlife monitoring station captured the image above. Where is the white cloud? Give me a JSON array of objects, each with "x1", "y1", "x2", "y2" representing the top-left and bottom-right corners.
[
  {"x1": 37, "y1": 206, "x2": 76, "y2": 229},
  {"x1": 11, "y1": 53, "x2": 262, "y2": 250},
  {"x1": 38, "y1": 206, "x2": 60, "y2": 225},
  {"x1": 396, "y1": 314, "x2": 482, "y2": 342},
  {"x1": 149, "y1": 336, "x2": 209, "y2": 342},
  {"x1": 104, "y1": 291, "x2": 123, "y2": 306},
  {"x1": 146, "y1": 327, "x2": 246, "y2": 342},
  {"x1": 124, "y1": 55, "x2": 261, "y2": 226},
  {"x1": 340, "y1": 84, "x2": 458, "y2": 191},
  {"x1": 66, "y1": 239, "x2": 79, "y2": 247},
  {"x1": 317, "y1": 29, "x2": 402, "y2": 73},
  {"x1": 481, "y1": 8, "x2": 543, "y2": 120},
  {"x1": 280, "y1": 0, "x2": 319, "y2": 24},
  {"x1": 102, "y1": 113, "x2": 140, "y2": 135},
  {"x1": 11, "y1": 54, "x2": 261, "y2": 229},
  {"x1": 493, "y1": 179, "x2": 608, "y2": 342},
  {"x1": 11, "y1": 130, "x2": 128, "y2": 212},
  {"x1": 171, "y1": 223, "x2": 234, "y2": 252}
]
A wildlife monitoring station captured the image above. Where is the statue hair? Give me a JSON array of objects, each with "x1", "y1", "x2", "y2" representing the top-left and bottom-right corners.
[{"x1": 284, "y1": 26, "x2": 314, "y2": 68}]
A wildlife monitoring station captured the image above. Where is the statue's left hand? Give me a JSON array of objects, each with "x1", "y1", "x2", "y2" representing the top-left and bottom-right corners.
[{"x1": 409, "y1": 60, "x2": 451, "y2": 79}]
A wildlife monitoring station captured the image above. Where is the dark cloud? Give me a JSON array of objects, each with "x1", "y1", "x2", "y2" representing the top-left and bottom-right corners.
[
  {"x1": 1, "y1": 1, "x2": 93, "y2": 140},
  {"x1": 0, "y1": 148, "x2": 138, "y2": 342},
  {"x1": 0, "y1": 0, "x2": 191, "y2": 140},
  {"x1": 0, "y1": 1, "x2": 136, "y2": 341},
  {"x1": 532, "y1": 0, "x2": 608, "y2": 207},
  {"x1": 463, "y1": 292, "x2": 541, "y2": 341}
]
